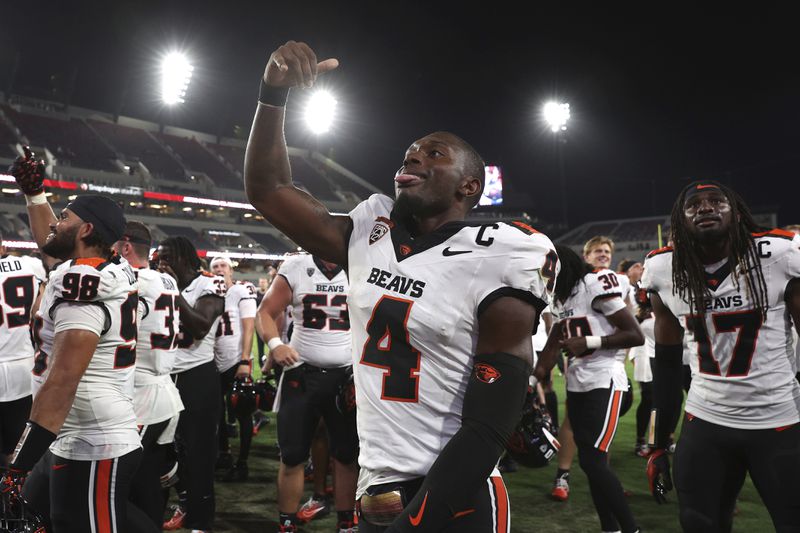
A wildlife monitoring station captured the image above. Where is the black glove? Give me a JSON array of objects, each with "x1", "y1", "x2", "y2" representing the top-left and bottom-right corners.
[
  {"x1": 646, "y1": 448, "x2": 673, "y2": 504},
  {"x1": 9, "y1": 146, "x2": 46, "y2": 196}
]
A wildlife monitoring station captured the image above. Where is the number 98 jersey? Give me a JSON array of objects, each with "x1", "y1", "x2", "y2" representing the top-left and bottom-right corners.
[
  {"x1": 347, "y1": 195, "x2": 557, "y2": 494},
  {"x1": 32, "y1": 255, "x2": 141, "y2": 460},
  {"x1": 641, "y1": 229, "x2": 800, "y2": 430},
  {"x1": 277, "y1": 254, "x2": 351, "y2": 368}
]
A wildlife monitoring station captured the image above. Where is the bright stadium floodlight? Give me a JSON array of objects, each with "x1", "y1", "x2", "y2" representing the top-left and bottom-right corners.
[
  {"x1": 161, "y1": 52, "x2": 194, "y2": 105},
  {"x1": 304, "y1": 90, "x2": 337, "y2": 134},
  {"x1": 543, "y1": 101, "x2": 570, "y2": 133}
]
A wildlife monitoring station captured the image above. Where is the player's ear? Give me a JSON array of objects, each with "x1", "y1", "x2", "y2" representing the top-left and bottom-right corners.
[
  {"x1": 78, "y1": 222, "x2": 94, "y2": 240},
  {"x1": 459, "y1": 176, "x2": 482, "y2": 201}
]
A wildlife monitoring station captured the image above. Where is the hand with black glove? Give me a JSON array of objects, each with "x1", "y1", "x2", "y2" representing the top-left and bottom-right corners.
[
  {"x1": 9, "y1": 146, "x2": 46, "y2": 196},
  {"x1": 646, "y1": 448, "x2": 673, "y2": 504}
]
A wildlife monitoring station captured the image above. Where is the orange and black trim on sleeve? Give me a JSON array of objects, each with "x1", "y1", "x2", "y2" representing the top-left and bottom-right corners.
[
  {"x1": 646, "y1": 246, "x2": 673, "y2": 259},
  {"x1": 752, "y1": 228, "x2": 795, "y2": 241}
]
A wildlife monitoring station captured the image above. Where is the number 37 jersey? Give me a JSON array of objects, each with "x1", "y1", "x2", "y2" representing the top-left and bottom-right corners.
[
  {"x1": 642, "y1": 229, "x2": 800, "y2": 430},
  {"x1": 347, "y1": 194, "x2": 557, "y2": 493}
]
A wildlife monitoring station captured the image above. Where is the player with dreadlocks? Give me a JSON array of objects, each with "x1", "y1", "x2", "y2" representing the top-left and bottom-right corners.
[
  {"x1": 642, "y1": 181, "x2": 800, "y2": 531},
  {"x1": 156, "y1": 236, "x2": 226, "y2": 533},
  {"x1": 535, "y1": 245, "x2": 643, "y2": 533}
]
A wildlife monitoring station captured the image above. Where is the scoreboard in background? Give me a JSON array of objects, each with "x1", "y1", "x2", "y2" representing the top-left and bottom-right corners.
[{"x1": 478, "y1": 165, "x2": 503, "y2": 206}]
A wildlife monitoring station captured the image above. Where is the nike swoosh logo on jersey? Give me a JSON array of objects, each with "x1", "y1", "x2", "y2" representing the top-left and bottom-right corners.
[
  {"x1": 442, "y1": 247, "x2": 471, "y2": 256},
  {"x1": 409, "y1": 491, "x2": 429, "y2": 526}
]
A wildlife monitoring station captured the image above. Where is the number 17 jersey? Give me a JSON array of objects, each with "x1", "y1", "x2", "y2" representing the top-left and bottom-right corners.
[
  {"x1": 642, "y1": 229, "x2": 800, "y2": 429},
  {"x1": 347, "y1": 194, "x2": 557, "y2": 495}
]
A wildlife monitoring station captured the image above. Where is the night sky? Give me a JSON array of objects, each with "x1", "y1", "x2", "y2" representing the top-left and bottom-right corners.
[{"x1": 2, "y1": 2, "x2": 797, "y2": 229}]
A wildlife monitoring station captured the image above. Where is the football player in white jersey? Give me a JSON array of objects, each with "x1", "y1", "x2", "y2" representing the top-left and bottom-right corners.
[
  {"x1": 244, "y1": 41, "x2": 558, "y2": 533},
  {"x1": 210, "y1": 255, "x2": 257, "y2": 482},
  {"x1": 0, "y1": 233, "x2": 46, "y2": 465},
  {"x1": 112, "y1": 221, "x2": 183, "y2": 528},
  {"x1": 257, "y1": 253, "x2": 357, "y2": 533},
  {"x1": 642, "y1": 181, "x2": 800, "y2": 531},
  {"x1": 549, "y1": 235, "x2": 632, "y2": 502},
  {"x1": 4, "y1": 152, "x2": 157, "y2": 532},
  {"x1": 156, "y1": 236, "x2": 225, "y2": 533},
  {"x1": 535, "y1": 245, "x2": 643, "y2": 533}
]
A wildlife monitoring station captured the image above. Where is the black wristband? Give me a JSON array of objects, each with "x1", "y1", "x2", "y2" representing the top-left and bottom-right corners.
[
  {"x1": 650, "y1": 343, "x2": 684, "y2": 449},
  {"x1": 258, "y1": 79, "x2": 289, "y2": 107},
  {"x1": 236, "y1": 360, "x2": 252, "y2": 368},
  {"x1": 10, "y1": 420, "x2": 57, "y2": 473}
]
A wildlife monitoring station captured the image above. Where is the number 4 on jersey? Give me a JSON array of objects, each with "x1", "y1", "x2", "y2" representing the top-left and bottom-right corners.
[{"x1": 360, "y1": 295, "x2": 421, "y2": 402}]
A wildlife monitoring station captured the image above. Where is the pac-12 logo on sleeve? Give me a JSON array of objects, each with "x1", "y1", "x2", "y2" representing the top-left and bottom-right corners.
[
  {"x1": 475, "y1": 363, "x2": 501, "y2": 384},
  {"x1": 369, "y1": 217, "x2": 394, "y2": 245}
]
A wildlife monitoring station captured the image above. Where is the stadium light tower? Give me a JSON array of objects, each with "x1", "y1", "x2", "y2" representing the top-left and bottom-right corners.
[
  {"x1": 304, "y1": 90, "x2": 337, "y2": 135},
  {"x1": 542, "y1": 101, "x2": 571, "y2": 226},
  {"x1": 161, "y1": 52, "x2": 194, "y2": 105}
]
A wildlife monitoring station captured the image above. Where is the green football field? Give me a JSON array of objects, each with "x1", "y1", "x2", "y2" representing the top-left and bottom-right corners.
[{"x1": 207, "y1": 365, "x2": 772, "y2": 532}]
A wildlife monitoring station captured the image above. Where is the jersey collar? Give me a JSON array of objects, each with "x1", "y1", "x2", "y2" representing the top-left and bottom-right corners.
[
  {"x1": 312, "y1": 256, "x2": 343, "y2": 280},
  {"x1": 388, "y1": 211, "x2": 475, "y2": 262}
]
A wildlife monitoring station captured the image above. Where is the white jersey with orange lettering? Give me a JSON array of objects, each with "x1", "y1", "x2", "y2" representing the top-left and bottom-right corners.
[
  {"x1": 172, "y1": 272, "x2": 226, "y2": 373},
  {"x1": 31, "y1": 256, "x2": 141, "y2": 460},
  {"x1": 347, "y1": 194, "x2": 558, "y2": 496},
  {"x1": 214, "y1": 281, "x2": 258, "y2": 372},
  {"x1": 0, "y1": 254, "x2": 46, "y2": 401},
  {"x1": 133, "y1": 267, "x2": 183, "y2": 426},
  {"x1": 278, "y1": 254, "x2": 351, "y2": 368},
  {"x1": 641, "y1": 229, "x2": 800, "y2": 430},
  {"x1": 551, "y1": 269, "x2": 630, "y2": 393}
]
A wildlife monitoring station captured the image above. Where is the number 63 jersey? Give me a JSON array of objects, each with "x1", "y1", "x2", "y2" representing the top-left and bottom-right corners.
[
  {"x1": 347, "y1": 195, "x2": 557, "y2": 495},
  {"x1": 642, "y1": 229, "x2": 800, "y2": 430},
  {"x1": 31, "y1": 255, "x2": 141, "y2": 460}
]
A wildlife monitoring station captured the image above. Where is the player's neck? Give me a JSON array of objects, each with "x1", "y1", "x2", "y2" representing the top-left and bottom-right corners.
[
  {"x1": 696, "y1": 239, "x2": 730, "y2": 265},
  {"x1": 72, "y1": 242, "x2": 109, "y2": 261},
  {"x1": 401, "y1": 208, "x2": 465, "y2": 238},
  {"x1": 177, "y1": 270, "x2": 200, "y2": 290}
]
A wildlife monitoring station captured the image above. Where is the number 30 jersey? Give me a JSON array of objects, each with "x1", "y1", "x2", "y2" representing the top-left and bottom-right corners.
[
  {"x1": 32, "y1": 255, "x2": 141, "y2": 460},
  {"x1": 642, "y1": 229, "x2": 800, "y2": 430},
  {"x1": 347, "y1": 194, "x2": 557, "y2": 495},
  {"x1": 550, "y1": 269, "x2": 629, "y2": 393},
  {"x1": 277, "y1": 253, "x2": 351, "y2": 368}
]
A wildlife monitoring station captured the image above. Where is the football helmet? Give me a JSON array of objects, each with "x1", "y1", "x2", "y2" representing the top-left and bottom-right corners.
[
  {"x1": 1, "y1": 470, "x2": 47, "y2": 533},
  {"x1": 335, "y1": 368, "x2": 356, "y2": 415},
  {"x1": 229, "y1": 376, "x2": 258, "y2": 418},
  {"x1": 507, "y1": 404, "x2": 560, "y2": 468},
  {"x1": 253, "y1": 377, "x2": 277, "y2": 412}
]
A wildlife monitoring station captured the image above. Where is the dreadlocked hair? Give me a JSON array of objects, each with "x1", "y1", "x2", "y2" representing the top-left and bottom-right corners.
[
  {"x1": 669, "y1": 181, "x2": 769, "y2": 319},
  {"x1": 553, "y1": 245, "x2": 594, "y2": 305},
  {"x1": 160, "y1": 236, "x2": 202, "y2": 272}
]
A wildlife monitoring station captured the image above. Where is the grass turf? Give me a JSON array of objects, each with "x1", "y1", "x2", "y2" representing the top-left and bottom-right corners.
[{"x1": 205, "y1": 365, "x2": 773, "y2": 532}]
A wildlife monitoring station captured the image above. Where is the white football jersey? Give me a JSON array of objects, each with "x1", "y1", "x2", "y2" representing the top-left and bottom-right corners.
[
  {"x1": 32, "y1": 256, "x2": 141, "y2": 460},
  {"x1": 0, "y1": 254, "x2": 46, "y2": 401},
  {"x1": 278, "y1": 254, "x2": 351, "y2": 368},
  {"x1": 133, "y1": 267, "x2": 183, "y2": 426},
  {"x1": 172, "y1": 272, "x2": 226, "y2": 373},
  {"x1": 348, "y1": 194, "x2": 557, "y2": 496},
  {"x1": 642, "y1": 229, "x2": 800, "y2": 430},
  {"x1": 551, "y1": 269, "x2": 630, "y2": 393},
  {"x1": 214, "y1": 281, "x2": 258, "y2": 372}
]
